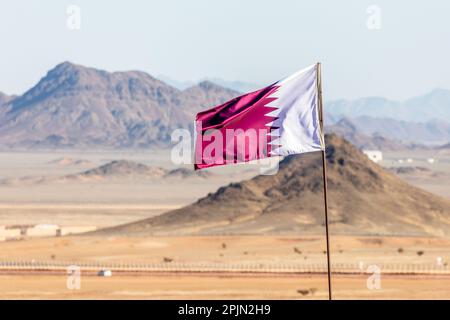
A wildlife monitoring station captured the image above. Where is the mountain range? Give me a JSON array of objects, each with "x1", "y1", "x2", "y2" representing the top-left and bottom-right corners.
[
  {"x1": 0, "y1": 92, "x2": 15, "y2": 106},
  {"x1": 98, "y1": 134, "x2": 450, "y2": 237},
  {"x1": 0, "y1": 62, "x2": 449, "y2": 149},
  {"x1": 327, "y1": 89, "x2": 450, "y2": 123},
  {"x1": 157, "y1": 75, "x2": 260, "y2": 93},
  {"x1": 0, "y1": 62, "x2": 237, "y2": 149},
  {"x1": 335, "y1": 116, "x2": 450, "y2": 146}
]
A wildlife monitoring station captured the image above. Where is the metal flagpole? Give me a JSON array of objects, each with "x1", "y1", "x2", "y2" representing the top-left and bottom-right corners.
[{"x1": 316, "y1": 62, "x2": 332, "y2": 300}]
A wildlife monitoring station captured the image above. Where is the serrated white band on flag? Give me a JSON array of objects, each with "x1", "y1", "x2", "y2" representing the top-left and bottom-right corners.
[
  {"x1": 267, "y1": 64, "x2": 324, "y2": 156},
  {"x1": 195, "y1": 63, "x2": 324, "y2": 170}
]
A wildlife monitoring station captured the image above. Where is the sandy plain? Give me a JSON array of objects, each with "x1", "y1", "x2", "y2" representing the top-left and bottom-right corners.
[
  {"x1": 2, "y1": 274, "x2": 450, "y2": 300},
  {"x1": 0, "y1": 235, "x2": 449, "y2": 299},
  {"x1": 0, "y1": 149, "x2": 448, "y2": 299}
]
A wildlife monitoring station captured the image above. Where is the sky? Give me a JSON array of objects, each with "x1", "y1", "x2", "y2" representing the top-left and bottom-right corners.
[{"x1": 0, "y1": 0, "x2": 449, "y2": 100}]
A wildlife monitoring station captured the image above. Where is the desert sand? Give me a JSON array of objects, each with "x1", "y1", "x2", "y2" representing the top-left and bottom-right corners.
[
  {"x1": 2, "y1": 274, "x2": 450, "y2": 300},
  {"x1": 0, "y1": 147, "x2": 449, "y2": 299},
  {"x1": 0, "y1": 235, "x2": 449, "y2": 299}
]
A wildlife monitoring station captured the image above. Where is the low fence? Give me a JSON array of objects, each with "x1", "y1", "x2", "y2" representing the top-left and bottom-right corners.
[{"x1": 0, "y1": 260, "x2": 449, "y2": 275}]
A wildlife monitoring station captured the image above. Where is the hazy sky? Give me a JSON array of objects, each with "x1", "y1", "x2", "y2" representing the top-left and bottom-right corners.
[{"x1": 1, "y1": 0, "x2": 449, "y2": 100}]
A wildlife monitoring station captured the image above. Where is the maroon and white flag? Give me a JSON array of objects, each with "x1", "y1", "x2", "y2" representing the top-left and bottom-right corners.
[{"x1": 195, "y1": 64, "x2": 324, "y2": 170}]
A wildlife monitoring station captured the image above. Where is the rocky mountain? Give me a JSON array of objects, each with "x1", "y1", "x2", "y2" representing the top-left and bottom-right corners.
[
  {"x1": 326, "y1": 118, "x2": 407, "y2": 150},
  {"x1": 326, "y1": 88, "x2": 450, "y2": 123},
  {"x1": 164, "y1": 167, "x2": 214, "y2": 179},
  {"x1": 100, "y1": 134, "x2": 450, "y2": 237},
  {"x1": 157, "y1": 75, "x2": 260, "y2": 93},
  {"x1": 436, "y1": 142, "x2": 450, "y2": 155},
  {"x1": 328, "y1": 116, "x2": 450, "y2": 146},
  {"x1": 324, "y1": 89, "x2": 450, "y2": 146},
  {"x1": 178, "y1": 80, "x2": 238, "y2": 114},
  {"x1": 203, "y1": 78, "x2": 260, "y2": 93},
  {"x1": 437, "y1": 142, "x2": 450, "y2": 150},
  {"x1": 0, "y1": 92, "x2": 12, "y2": 106},
  {"x1": 1, "y1": 61, "x2": 448, "y2": 149},
  {"x1": 0, "y1": 62, "x2": 238, "y2": 149}
]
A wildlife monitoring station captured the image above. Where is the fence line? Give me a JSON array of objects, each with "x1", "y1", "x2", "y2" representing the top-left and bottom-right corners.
[{"x1": 0, "y1": 259, "x2": 449, "y2": 275}]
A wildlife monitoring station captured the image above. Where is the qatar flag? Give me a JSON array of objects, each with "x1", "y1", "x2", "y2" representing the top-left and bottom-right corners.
[{"x1": 194, "y1": 63, "x2": 325, "y2": 170}]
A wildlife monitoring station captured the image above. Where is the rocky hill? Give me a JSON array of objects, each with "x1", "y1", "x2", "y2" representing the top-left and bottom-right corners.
[
  {"x1": 0, "y1": 62, "x2": 238, "y2": 149},
  {"x1": 76, "y1": 160, "x2": 166, "y2": 179},
  {"x1": 1, "y1": 62, "x2": 448, "y2": 149},
  {"x1": 100, "y1": 134, "x2": 450, "y2": 236}
]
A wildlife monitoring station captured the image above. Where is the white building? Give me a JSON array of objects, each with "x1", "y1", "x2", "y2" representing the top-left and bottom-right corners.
[
  {"x1": 57, "y1": 225, "x2": 97, "y2": 236},
  {"x1": 0, "y1": 226, "x2": 22, "y2": 241},
  {"x1": 362, "y1": 150, "x2": 383, "y2": 163},
  {"x1": 26, "y1": 224, "x2": 59, "y2": 237}
]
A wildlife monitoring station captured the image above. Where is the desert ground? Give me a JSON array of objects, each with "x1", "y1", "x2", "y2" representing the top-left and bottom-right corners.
[
  {"x1": 0, "y1": 235, "x2": 449, "y2": 299},
  {"x1": 0, "y1": 148, "x2": 448, "y2": 227},
  {"x1": 0, "y1": 148, "x2": 449, "y2": 299},
  {"x1": 383, "y1": 149, "x2": 450, "y2": 199},
  {"x1": 2, "y1": 274, "x2": 450, "y2": 300},
  {"x1": 0, "y1": 150, "x2": 258, "y2": 227}
]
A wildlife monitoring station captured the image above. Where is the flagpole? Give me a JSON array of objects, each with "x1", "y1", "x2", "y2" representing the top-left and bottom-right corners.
[{"x1": 316, "y1": 62, "x2": 332, "y2": 300}]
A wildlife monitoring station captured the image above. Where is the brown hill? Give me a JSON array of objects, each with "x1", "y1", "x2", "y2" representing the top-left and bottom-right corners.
[
  {"x1": 0, "y1": 62, "x2": 238, "y2": 149},
  {"x1": 164, "y1": 167, "x2": 214, "y2": 179},
  {"x1": 100, "y1": 134, "x2": 450, "y2": 237},
  {"x1": 0, "y1": 160, "x2": 214, "y2": 185},
  {"x1": 2, "y1": 62, "x2": 448, "y2": 149},
  {"x1": 48, "y1": 157, "x2": 94, "y2": 167},
  {"x1": 75, "y1": 160, "x2": 166, "y2": 179}
]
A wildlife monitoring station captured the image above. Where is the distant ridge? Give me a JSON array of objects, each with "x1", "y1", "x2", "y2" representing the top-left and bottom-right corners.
[
  {"x1": 0, "y1": 160, "x2": 211, "y2": 185},
  {"x1": 47, "y1": 157, "x2": 93, "y2": 167},
  {"x1": 0, "y1": 62, "x2": 238, "y2": 149},
  {"x1": 328, "y1": 116, "x2": 450, "y2": 147},
  {"x1": 78, "y1": 160, "x2": 166, "y2": 178},
  {"x1": 73, "y1": 160, "x2": 213, "y2": 180},
  {"x1": 157, "y1": 75, "x2": 260, "y2": 93},
  {"x1": 326, "y1": 88, "x2": 450, "y2": 123},
  {"x1": 99, "y1": 134, "x2": 450, "y2": 237},
  {"x1": 0, "y1": 61, "x2": 449, "y2": 149},
  {"x1": 326, "y1": 117, "x2": 406, "y2": 151},
  {"x1": 0, "y1": 92, "x2": 12, "y2": 106},
  {"x1": 437, "y1": 142, "x2": 450, "y2": 150}
]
